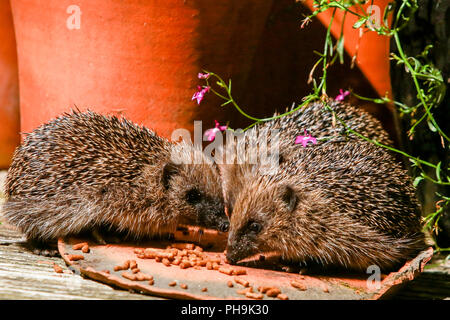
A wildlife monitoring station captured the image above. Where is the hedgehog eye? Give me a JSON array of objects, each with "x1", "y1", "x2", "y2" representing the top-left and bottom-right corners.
[
  {"x1": 185, "y1": 188, "x2": 202, "y2": 205},
  {"x1": 247, "y1": 221, "x2": 262, "y2": 234}
]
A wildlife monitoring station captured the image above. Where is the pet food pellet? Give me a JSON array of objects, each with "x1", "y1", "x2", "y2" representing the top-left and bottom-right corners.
[
  {"x1": 245, "y1": 292, "x2": 264, "y2": 300},
  {"x1": 155, "y1": 256, "x2": 161, "y2": 262},
  {"x1": 180, "y1": 261, "x2": 192, "y2": 269},
  {"x1": 114, "y1": 260, "x2": 130, "y2": 271},
  {"x1": 131, "y1": 268, "x2": 140, "y2": 274},
  {"x1": 218, "y1": 267, "x2": 233, "y2": 275},
  {"x1": 129, "y1": 260, "x2": 138, "y2": 269},
  {"x1": 201, "y1": 287, "x2": 208, "y2": 292},
  {"x1": 121, "y1": 272, "x2": 136, "y2": 281},
  {"x1": 180, "y1": 283, "x2": 188, "y2": 289},
  {"x1": 236, "y1": 287, "x2": 253, "y2": 295},
  {"x1": 67, "y1": 254, "x2": 84, "y2": 261},
  {"x1": 234, "y1": 277, "x2": 250, "y2": 287},
  {"x1": 72, "y1": 242, "x2": 88, "y2": 250},
  {"x1": 291, "y1": 280, "x2": 307, "y2": 291},
  {"x1": 133, "y1": 248, "x2": 144, "y2": 254},
  {"x1": 277, "y1": 293, "x2": 289, "y2": 300},
  {"x1": 102, "y1": 270, "x2": 110, "y2": 274},
  {"x1": 135, "y1": 273, "x2": 146, "y2": 281},
  {"x1": 53, "y1": 264, "x2": 63, "y2": 273},
  {"x1": 169, "y1": 281, "x2": 177, "y2": 287},
  {"x1": 266, "y1": 288, "x2": 281, "y2": 297},
  {"x1": 232, "y1": 268, "x2": 247, "y2": 275},
  {"x1": 258, "y1": 286, "x2": 271, "y2": 293},
  {"x1": 81, "y1": 244, "x2": 90, "y2": 253},
  {"x1": 227, "y1": 281, "x2": 234, "y2": 288},
  {"x1": 172, "y1": 258, "x2": 181, "y2": 266},
  {"x1": 162, "y1": 258, "x2": 171, "y2": 267},
  {"x1": 148, "y1": 279, "x2": 154, "y2": 286},
  {"x1": 212, "y1": 262, "x2": 220, "y2": 270},
  {"x1": 206, "y1": 262, "x2": 213, "y2": 270}
]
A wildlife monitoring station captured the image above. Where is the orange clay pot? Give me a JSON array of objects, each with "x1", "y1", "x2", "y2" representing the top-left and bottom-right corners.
[
  {"x1": 0, "y1": 0, "x2": 20, "y2": 169},
  {"x1": 304, "y1": 0, "x2": 393, "y2": 102},
  {"x1": 10, "y1": 0, "x2": 273, "y2": 138}
]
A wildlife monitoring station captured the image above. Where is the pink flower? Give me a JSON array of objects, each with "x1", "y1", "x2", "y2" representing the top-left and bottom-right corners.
[
  {"x1": 192, "y1": 86, "x2": 211, "y2": 104},
  {"x1": 335, "y1": 89, "x2": 350, "y2": 102},
  {"x1": 204, "y1": 120, "x2": 227, "y2": 142},
  {"x1": 198, "y1": 72, "x2": 210, "y2": 79},
  {"x1": 295, "y1": 130, "x2": 317, "y2": 147}
]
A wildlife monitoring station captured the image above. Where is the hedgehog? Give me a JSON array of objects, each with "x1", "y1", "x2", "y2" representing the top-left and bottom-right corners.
[
  {"x1": 2, "y1": 111, "x2": 229, "y2": 253},
  {"x1": 219, "y1": 99, "x2": 394, "y2": 216},
  {"x1": 225, "y1": 140, "x2": 426, "y2": 272}
]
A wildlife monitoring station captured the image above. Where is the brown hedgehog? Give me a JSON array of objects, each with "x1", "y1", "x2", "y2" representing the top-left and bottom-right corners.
[
  {"x1": 225, "y1": 141, "x2": 426, "y2": 272},
  {"x1": 219, "y1": 99, "x2": 394, "y2": 216},
  {"x1": 2, "y1": 111, "x2": 228, "y2": 253}
]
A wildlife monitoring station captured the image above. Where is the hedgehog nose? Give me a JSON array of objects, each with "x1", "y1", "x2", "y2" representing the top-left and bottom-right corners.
[{"x1": 219, "y1": 221, "x2": 230, "y2": 232}]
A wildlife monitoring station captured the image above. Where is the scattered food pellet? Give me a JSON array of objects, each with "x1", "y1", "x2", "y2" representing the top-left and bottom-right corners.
[
  {"x1": 237, "y1": 287, "x2": 253, "y2": 295},
  {"x1": 131, "y1": 268, "x2": 140, "y2": 274},
  {"x1": 180, "y1": 283, "x2": 188, "y2": 290},
  {"x1": 168, "y1": 281, "x2": 177, "y2": 287},
  {"x1": 291, "y1": 280, "x2": 307, "y2": 291},
  {"x1": 266, "y1": 288, "x2": 281, "y2": 297},
  {"x1": 234, "y1": 277, "x2": 250, "y2": 287},
  {"x1": 53, "y1": 264, "x2": 63, "y2": 273},
  {"x1": 277, "y1": 293, "x2": 289, "y2": 300},
  {"x1": 201, "y1": 287, "x2": 208, "y2": 292},
  {"x1": 72, "y1": 242, "x2": 88, "y2": 250},
  {"x1": 148, "y1": 279, "x2": 154, "y2": 286},
  {"x1": 227, "y1": 281, "x2": 234, "y2": 288},
  {"x1": 245, "y1": 292, "x2": 264, "y2": 300},
  {"x1": 67, "y1": 254, "x2": 84, "y2": 261},
  {"x1": 323, "y1": 287, "x2": 330, "y2": 293},
  {"x1": 162, "y1": 258, "x2": 171, "y2": 267},
  {"x1": 218, "y1": 267, "x2": 233, "y2": 275},
  {"x1": 232, "y1": 268, "x2": 247, "y2": 275},
  {"x1": 180, "y1": 261, "x2": 192, "y2": 269},
  {"x1": 258, "y1": 286, "x2": 271, "y2": 293},
  {"x1": 101, "y1": 270, "x2": 110, "y2": 274},
  {"x1": 114, "y1": 260, "x2": 130, "y2": 271},
  {"x1": 129, "y1": 260, "x2": 138, "y2": 269},
  {"x1": 121, "y1": 272, "x2": 136, "y2": 281},
  {"x1": 81, "y1": 244, "x2": 90, "y2": 253}
]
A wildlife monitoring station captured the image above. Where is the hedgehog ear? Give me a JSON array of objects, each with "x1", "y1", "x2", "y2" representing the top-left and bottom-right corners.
[
  {"x1": 280, "y1": 185, "x2": 297, "y2": 212},
  {"x1": 162, "y1": 162, "x2": 180, "y2": 190}
]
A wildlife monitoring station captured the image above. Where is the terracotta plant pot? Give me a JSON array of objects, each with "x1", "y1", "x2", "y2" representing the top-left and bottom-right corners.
[
  {"x1": 0, "y1": 0, "x2": 20, "y2": 169},
  {"x1": 304, "y1": 0, "x2": 393, "y2": 101},
  {"x1": 10, "y1": 0, "x2": 273, "y2": 138}
]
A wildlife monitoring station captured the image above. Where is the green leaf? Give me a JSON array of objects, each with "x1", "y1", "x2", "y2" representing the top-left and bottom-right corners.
[
  {"x1": 413, "y1": 176, "x2": 424, "y2": 187},
  {"x1": 409, "y1": 158, "x2": 419, "y2": 167},
  {"x1": 436, "y1": 162, "x2": 442, "y2": 182},
  {"x1": 336, "y1": 35, "x2": 345, "y2": 64},
  {"x1": 427, "y1": 118, "x2": 437, "y2": 132},
  {"x1": 353, "y1": 17, "x2": 367, "y2": 29},
  {"x1": 216, "y1": 81, "x2": 226, "y2": 88}
]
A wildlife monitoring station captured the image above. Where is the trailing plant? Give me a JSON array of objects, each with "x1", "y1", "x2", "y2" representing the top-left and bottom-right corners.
[{"x1": 195, "y1": 0, "x2": 449, "y2": 255}]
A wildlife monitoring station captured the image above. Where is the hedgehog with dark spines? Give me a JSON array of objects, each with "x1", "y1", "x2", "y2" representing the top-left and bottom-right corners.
[
  {"x1": 225, "y1": 140, "x2": 426, "y2": 272},
  {"x1": 3, "y1": 111, "x2": 229, "y2": 253},
  {"x1": 219, "y1": 99, "x2": 394, "y2": 216}
]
